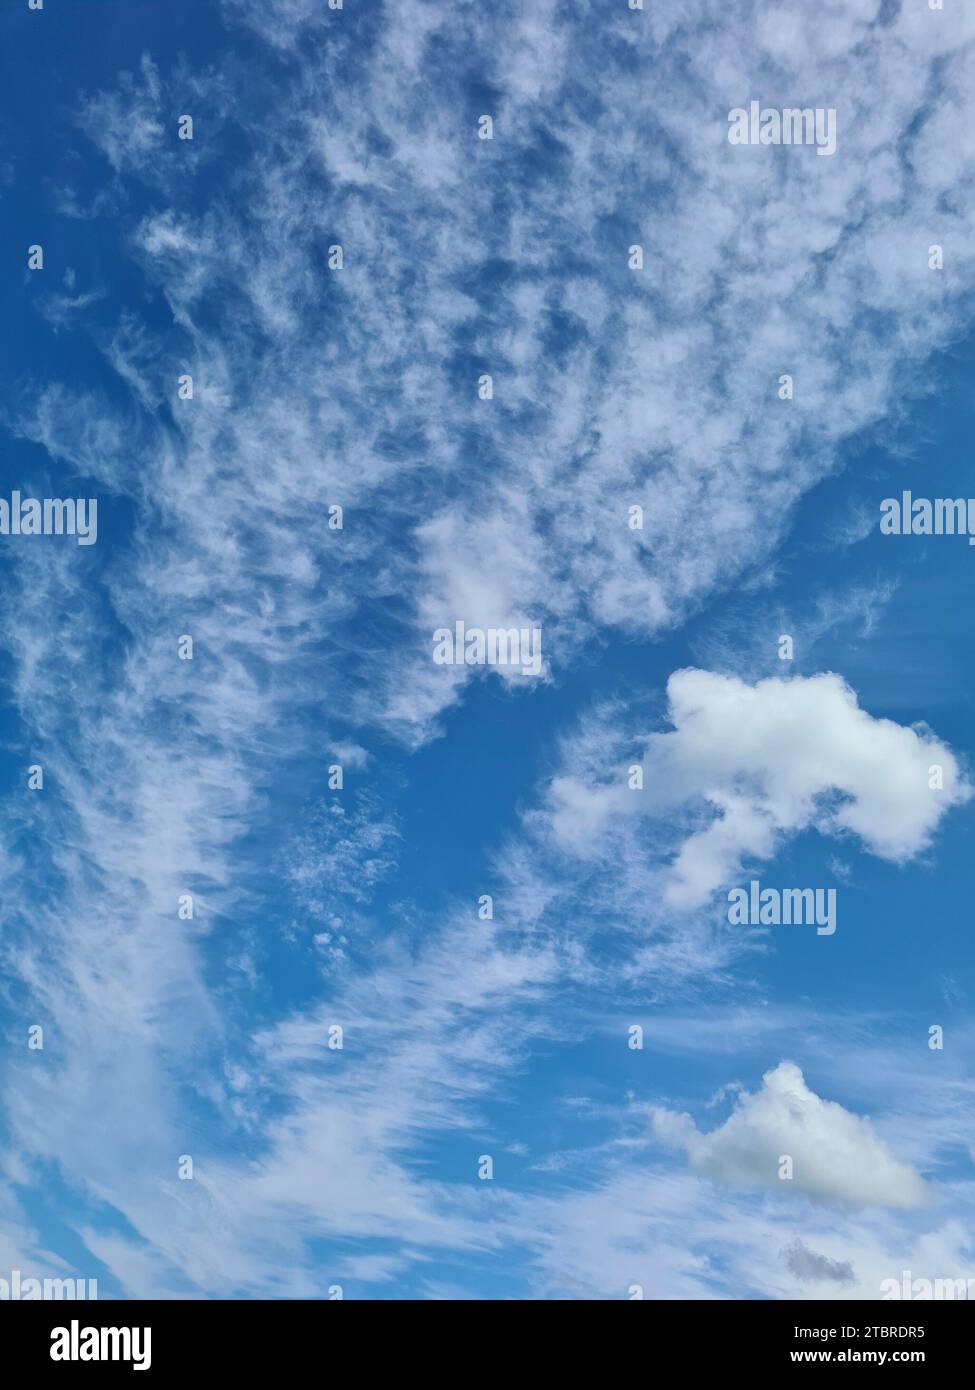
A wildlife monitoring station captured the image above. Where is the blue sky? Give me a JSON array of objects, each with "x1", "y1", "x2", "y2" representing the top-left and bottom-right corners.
[{"x1": 1, "y1": 0, "x2": 975, "y2": 1300}]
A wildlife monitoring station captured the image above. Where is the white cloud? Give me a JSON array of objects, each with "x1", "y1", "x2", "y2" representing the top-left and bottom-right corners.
[
  {"x1": 330, "y1": 740, "x2": 371, "y2": 770},
  {"x1": 651, "y1": 1061, "x2": 930, "y2": 1209},
  {"x1": 547, "y1": 669, "x2": 969, "y2": 908},
  {"x1": 59, "y1": 0, "x2": 975, "y2": 742}
]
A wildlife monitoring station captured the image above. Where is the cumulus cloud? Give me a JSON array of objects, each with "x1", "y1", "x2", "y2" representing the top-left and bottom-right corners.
[
  {"x1": 547, "y1": 669, "x2": 969, "y2": 908},
  {"x1": 650, "y1": 1062, "x2": 930, "y2": 1209}
]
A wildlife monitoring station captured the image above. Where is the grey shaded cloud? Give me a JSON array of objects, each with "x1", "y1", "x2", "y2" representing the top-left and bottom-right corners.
[{"x1": 782, "y1": 1237, "x2": 855, "y2": 1285}]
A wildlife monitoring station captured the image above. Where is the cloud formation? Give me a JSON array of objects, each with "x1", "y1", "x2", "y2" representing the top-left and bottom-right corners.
[
  {"x1": 651, "y1": 1062, "x2": 930, "y2": 1209},
  {"x1": 782, "y1": 1237, "x2": 855, "y2": 1285},
  {"x1": 1, "y1": 0, "x2": 974, "y2": 1300},
  {"x1": 548, "y1": 669, "x2": 970, "y2": 907}
]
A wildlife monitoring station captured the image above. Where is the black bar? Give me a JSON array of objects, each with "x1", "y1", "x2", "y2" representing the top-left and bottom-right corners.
[{"x1": 2, "y1": 1299, "x2": 971, "y2": 1374}]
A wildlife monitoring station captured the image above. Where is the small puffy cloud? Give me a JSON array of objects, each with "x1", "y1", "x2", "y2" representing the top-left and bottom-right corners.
[
  {"x1": 650, "y1": 1062, "x2": 930, "y2": 1210},
  {"x1": 547, "y1": 669, "x2": 969, "y2": 908},
  {"x1": 659, "y1": 669, "x2": 969, "y2": 906},
  {"x1": 782, "y1": 1237, "x2": 854, "y2": 1285},
  {"x1": 330, "y1": 740, "x2": 370, "y2": 770}
]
